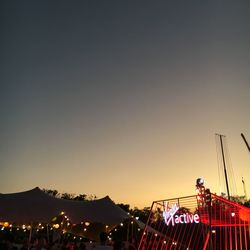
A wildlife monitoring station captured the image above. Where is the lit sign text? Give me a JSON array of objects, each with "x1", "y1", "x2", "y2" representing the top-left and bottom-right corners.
[{"x1": 163, "y1": 202, "x2": 200, "y2": 226}]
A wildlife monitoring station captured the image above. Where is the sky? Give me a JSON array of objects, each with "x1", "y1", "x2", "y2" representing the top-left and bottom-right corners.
[{"x1": 1, "y1": 0, "x2": 250, "y2": 208}]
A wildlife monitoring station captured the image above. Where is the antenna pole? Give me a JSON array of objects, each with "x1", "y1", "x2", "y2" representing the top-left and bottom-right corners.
[
  {"x1": 219, "y1": 134, "x2": 230, "y2": 200},
  {"x1": 241, "y1": 133, "x2": 250, "y2": 152}
]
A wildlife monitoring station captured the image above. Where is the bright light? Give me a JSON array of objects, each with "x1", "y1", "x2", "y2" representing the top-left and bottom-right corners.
[
  {"x1": 196, "y1": 178, "x2": 204, "y2": 186},
  {"x1": 231, "y1": 212, "x2": 235, "y2": 217},
  {"x1": 3, "y1": 222, "x2": 9, "y2": 227},
  {"x1": 85, "y1": 222, "x2": 90, "y2": 226},
  {"x1": 53, "y1": 224, "x2": 60, "y2": 229}
]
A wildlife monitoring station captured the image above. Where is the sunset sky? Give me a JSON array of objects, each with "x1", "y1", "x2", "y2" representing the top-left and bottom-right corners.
[{"x1": 1, "y1": 1, "x2": 250, "y2": 208}]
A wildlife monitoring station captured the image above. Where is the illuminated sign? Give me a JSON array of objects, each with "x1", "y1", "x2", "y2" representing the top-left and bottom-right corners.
[{"x1": 163, "y1": 202, "x2": 200, "y2": 226}]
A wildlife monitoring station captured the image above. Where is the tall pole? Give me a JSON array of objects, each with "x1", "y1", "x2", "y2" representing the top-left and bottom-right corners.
[
  {"x1": 219, "y1": 135, "x2": 230, "y2": 200},
  {"x1": 241, "y1": 133, "x2": 250, "y2": 152},
  {"x1": 240, "y1": 133, "x2": 249, "y2": 201}
]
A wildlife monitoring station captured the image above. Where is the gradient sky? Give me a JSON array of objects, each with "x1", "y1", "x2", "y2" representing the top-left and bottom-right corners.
[{"x1": 1, "y1": 1, "x2": 250, "y2": 208}]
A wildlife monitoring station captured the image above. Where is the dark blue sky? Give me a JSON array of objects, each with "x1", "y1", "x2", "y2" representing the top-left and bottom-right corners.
[{"x1": 1, "y1": 1, "x2": 250, "y2": 207}]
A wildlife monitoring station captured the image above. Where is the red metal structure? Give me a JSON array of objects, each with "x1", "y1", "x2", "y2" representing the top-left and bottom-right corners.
[{"x1": 138, "y1": 184, "x2": 250, "y2": 249}]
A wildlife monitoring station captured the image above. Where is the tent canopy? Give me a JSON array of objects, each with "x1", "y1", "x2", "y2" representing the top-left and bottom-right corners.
[{"x1": 0, "y1": 187, "x2": 129, "y2": 225}]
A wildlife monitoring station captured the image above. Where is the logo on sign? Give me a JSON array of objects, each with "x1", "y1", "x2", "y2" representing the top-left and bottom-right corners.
[{"x1": 163, "y1": 202, "x2": 200, "y2": 226}]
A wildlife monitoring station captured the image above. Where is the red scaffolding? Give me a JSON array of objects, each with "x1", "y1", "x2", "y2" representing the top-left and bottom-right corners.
[{"x1": 138, "y1": 188, "x2": 250, "y2": 250}]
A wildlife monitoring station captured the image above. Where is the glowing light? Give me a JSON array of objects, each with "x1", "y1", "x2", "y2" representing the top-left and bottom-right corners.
[
  {"x1": 196, "y1": 178, "x2": 204, "y2": 186},
  {"x1": 85, "y1": 222, "x2": 90, "y2": 226},
  {"x1": 3, "y1": 222, "x2": 9, "y2": 227},
  {"x1": 231, "y1": 212, "x2": 235, "y2": 217},
  {"x1": 120, "y1": 223, "x2": 123, "y2": 227},
  {"x1": 53, "y1": 224, "x2": 60, "y2": 229}
]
